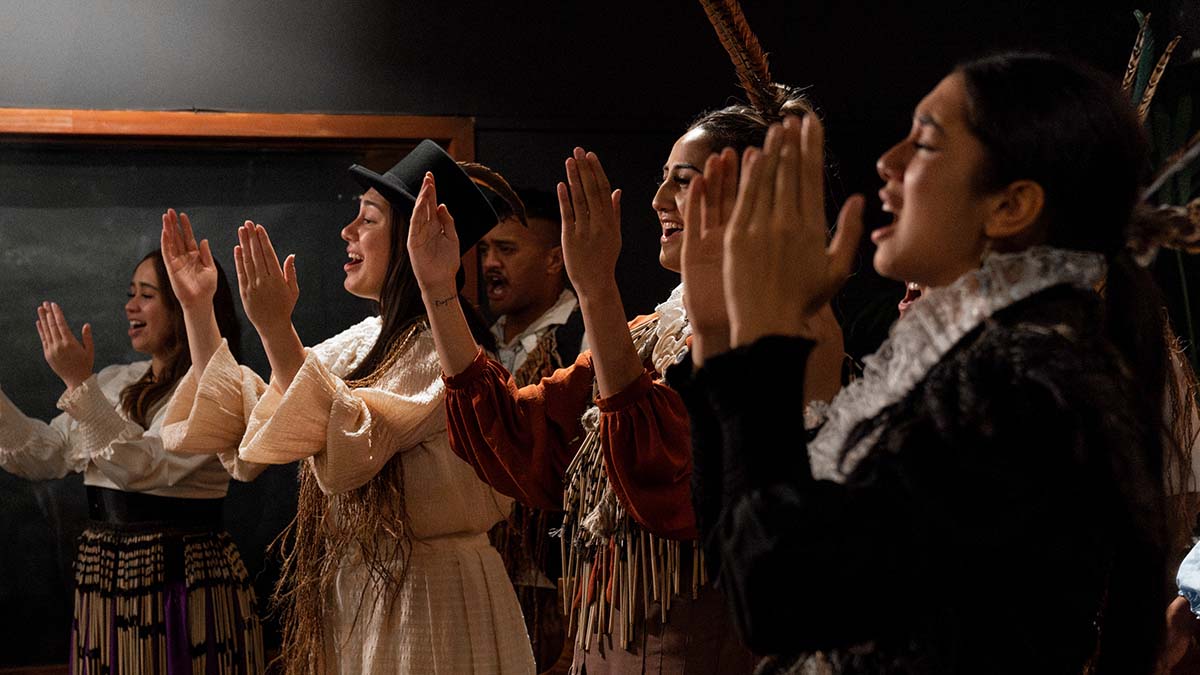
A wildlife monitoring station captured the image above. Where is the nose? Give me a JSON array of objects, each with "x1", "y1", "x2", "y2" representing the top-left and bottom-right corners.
[
  {"x1": 481, "y1": 248, "x2": 500, "y2": 271},
  {"x1": 341, "y1": 219, "x2": 356, "y2": 242},
  {"x1": 651, "y1": 179, "x2": 676, "y2": 215},
  {"x1": 125, "y1": 295, "x2": 138, "y2": 313},
  {"x1": 876, "y1": 139, "x2": 912, "y2": 183}
]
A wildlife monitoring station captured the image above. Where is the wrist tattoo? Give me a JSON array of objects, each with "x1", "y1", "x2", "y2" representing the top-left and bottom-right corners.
[{"x1": 432, "y1": 294, "x2": 457, "y2": 308}]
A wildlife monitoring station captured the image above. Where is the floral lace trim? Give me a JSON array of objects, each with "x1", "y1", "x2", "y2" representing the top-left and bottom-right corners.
[
  {"x1": 809, "y1": 246, "x2": 1106, "y2": 482},
  {"x1": 651, "y1": 284, "x2": 692, "y2": 376}
]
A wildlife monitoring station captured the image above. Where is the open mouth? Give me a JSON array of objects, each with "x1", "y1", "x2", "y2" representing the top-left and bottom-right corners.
[
  {"x1": 660, "y1": 223, "x2": 683, "y2": 244},
  {"x1": 128, "y1": 320, "x2": 146, "y2": 337},
  {"x1": 345, "y1": 251, "x2": 364, "y2": 271},
  {"x1": 485, "y1": 273, "x2": 509, "y2": 302},
  {"x1": 897, "y1": 282, "x2": 923, "y2": 317}
]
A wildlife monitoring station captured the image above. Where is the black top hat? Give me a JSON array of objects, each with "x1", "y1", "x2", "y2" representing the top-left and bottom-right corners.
[{"x1": 348, "y1": 140, "x2": 499, "y2": 255}]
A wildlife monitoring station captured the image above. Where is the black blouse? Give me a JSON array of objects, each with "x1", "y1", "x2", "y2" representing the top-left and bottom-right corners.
[{"x1": 672, "y1": 286, "x2": 1164, "y2": 674}]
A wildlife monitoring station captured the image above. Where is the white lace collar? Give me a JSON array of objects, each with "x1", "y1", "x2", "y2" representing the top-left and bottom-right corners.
[
  {"x1": 809, "y1": 246, "x2": 1106, "y2": 481},
  {"x1": 651, "y1": 283, "x2": 691, "y2": 376}
]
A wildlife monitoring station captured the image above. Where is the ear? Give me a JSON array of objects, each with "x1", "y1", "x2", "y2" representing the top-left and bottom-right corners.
[
  {"x1": 982, "y1": 179, "x2": 1045, "y2": 245},
  {"x1": 545, "y1": 245, "x2": 565, "y2": 276}
]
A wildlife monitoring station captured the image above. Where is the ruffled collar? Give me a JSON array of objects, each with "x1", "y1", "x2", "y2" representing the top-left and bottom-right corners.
[
  {"x1": 650, "y1": 283, "x2": 692, "y2": 376},
  {"x1": 809, "y1": 246, "x2": 1106, "y2": 481}
]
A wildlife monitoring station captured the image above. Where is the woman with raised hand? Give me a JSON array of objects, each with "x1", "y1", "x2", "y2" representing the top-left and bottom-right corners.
[
  {"x1": 679, "y1": 53, "x2": 1174, "y2": 673},
  {"x1": 0, "y1": 244, "x2": 262, "y2": 674},
  {"x1": 405, "y1": 84, "x2": 850, "y2": 670},
  {"x1": 159, "y1": 141, "x2": 534, "y2": 674}
]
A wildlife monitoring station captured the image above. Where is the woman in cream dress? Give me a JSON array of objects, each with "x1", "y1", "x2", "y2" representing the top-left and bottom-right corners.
[{"x1": 159, "y1": 142, "x2": 535, "y2": 674}]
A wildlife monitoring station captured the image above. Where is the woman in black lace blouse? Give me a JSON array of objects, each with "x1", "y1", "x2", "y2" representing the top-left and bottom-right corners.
[{"x1": 674, "y1": 53, "x2": 1172, "y2": 673}]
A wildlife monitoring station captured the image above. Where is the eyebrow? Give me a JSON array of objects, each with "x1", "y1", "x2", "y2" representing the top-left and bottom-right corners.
[
  {"x1": 916, "y1": 113, "x2": 945, "y2": 135},
  {"x1": 662, "y1": 163, "x2": 703, "y2": 174},
  {"x1": 130, "y1": 282, "x2": 160, "y2": 292}
]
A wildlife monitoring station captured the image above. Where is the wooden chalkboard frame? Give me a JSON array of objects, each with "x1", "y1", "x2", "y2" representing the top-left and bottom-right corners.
[
  {"x1": 0, "y1": 108, "x2": 482, "y2": 305},
  {"x1": 0, "y1": 108, "x2": 474, "y2": 158}
]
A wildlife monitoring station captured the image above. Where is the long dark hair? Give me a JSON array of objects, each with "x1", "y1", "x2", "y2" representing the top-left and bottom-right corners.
[
  {"x1": 958, "y1": 52, "x2": 1168, "y2": 673},
  {"x1": 119, "y1": 250, "x2": 240, "y2": 427}
]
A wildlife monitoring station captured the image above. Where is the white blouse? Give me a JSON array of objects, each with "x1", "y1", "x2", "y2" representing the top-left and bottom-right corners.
[{"x1": 0, "y1": 361, "x2": 232, "y2": 498}]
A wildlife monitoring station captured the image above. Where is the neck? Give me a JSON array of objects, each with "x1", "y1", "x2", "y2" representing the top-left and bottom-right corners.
[
  {"x1": 150, "y1": 354, "x2": 170, "y2": 380},
  {"x1": 502, "y1": 289, "x2": 563, "y2": 343}
]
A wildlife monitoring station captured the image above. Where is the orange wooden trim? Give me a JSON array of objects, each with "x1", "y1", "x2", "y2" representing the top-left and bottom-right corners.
[{"x1": 0, "y1": 109, "x2": 475, "y2": 160}]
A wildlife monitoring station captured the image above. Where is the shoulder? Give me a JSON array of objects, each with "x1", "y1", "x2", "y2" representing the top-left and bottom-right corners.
[
  {"x1": 310, "y1": 315, "x2": 383, "y2": 374},
  {"x1": 95, "y1": 361, "x2": 151, "y2": 389}
]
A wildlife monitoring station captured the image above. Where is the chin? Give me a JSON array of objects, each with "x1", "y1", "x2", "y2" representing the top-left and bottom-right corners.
[
  {"x1": 872, "y1": 249, "x2": 903, "y2": 282},
  {"x1": 658, "y1": 248, "x2": 681, "y2": 274}
]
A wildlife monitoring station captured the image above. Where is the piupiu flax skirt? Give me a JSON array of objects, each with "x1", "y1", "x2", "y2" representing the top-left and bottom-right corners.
[{"x1": 70, "y1": 490, "x2": 264, "y2": 675}]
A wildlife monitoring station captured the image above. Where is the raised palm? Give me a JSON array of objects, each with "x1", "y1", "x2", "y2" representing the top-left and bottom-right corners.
[{"x1": 160, "y1": 208, "x2": 217, "y2": 311}]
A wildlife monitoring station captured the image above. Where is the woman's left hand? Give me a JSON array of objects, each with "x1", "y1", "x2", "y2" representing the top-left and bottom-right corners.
[
  {"x1": 724, "y1": 114, "x2": 863, "y2": 348},
  {"x1": 36, "y1": 302, "x2": 94, "y2": 391},
  {"x1": 234, "y1": 221, "x2": 299, "y2": 341}
]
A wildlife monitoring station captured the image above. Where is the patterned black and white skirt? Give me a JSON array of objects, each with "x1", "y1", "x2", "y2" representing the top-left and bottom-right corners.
[{"x1": 71, "y1": 487, "x2": 264, "y2": 675}]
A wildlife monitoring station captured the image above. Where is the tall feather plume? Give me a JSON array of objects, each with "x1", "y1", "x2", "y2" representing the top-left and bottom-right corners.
[
  {"x1": 1121, "y1": 12, "x2": 1150, "y2": 94},
  {"x1": 1136, "y1": 35, "x2": 1181, "y2": 123},
  {"x1": 698, "y1": 0, "x2": 781, "y2": 115}
]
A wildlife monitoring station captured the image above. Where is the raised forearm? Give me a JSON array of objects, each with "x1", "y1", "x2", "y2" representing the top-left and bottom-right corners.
[
  {"x1": 182, "y1": 306, "x2": 224, "y2": 374},
  {"x1": 422, "y1": 286, "x2": 481, "y2": 377},
  {"x1": 259, "y1": 324, "x2": 306, "y2": 391},
  {"x1": 578, "y1": 280, "x2": 643, "y2": 398}
]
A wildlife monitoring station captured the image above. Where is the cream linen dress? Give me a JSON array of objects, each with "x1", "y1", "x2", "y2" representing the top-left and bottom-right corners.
[{"x1": 162, "y1": 316, "x2": 534, "y2": 674}]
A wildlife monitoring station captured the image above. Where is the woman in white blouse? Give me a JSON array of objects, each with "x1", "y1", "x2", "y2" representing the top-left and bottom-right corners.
[
  {"x1": 0, "y1": 246, "x2": 263, "y2": 674},
  {"x1": 160, "y1": 141, "x2": 535, "y2": 674}
]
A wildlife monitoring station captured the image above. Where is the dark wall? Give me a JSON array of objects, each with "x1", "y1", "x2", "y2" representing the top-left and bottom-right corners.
[{"x1": 0, "y1": 0, "x2": 1191, "y2": 666}]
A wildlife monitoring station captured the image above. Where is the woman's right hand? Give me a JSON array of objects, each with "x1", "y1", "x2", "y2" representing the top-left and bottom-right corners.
[
  {"x1": 407, "y1": 172, "x2": 462, "y2": 301},
  {"x1": 559, "y1": 147, "x2": 623, "y2": 299},
  {"x1": 36, "y1": 302, "x2": 94, "y2": 392},
  {"x1": 160, "y1": 209, "x2": 217, "y2": 312},
  {"x1": 234, "y1": 221, "x2": 299, "y2": 340}
]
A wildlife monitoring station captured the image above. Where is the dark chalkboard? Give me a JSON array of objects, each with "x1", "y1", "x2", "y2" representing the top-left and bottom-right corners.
[{"x1": 0, "y1": 142, "x2": 388, "y2": 665}]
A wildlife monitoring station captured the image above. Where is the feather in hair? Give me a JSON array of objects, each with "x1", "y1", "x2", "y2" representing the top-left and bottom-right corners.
[
  {"x1": 698, "y1": 0, "x2": 781, "y2": 114},
  {"x1": 1136, "y1": 35, "x2": 1181, "y2": 124},
  {"x1": 1122, "y1": 11, "x2": 1150, "y2": 94}
]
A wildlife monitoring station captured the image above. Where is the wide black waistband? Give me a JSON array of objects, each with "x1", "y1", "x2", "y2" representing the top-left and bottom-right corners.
[{"x1": 86, "y1": 486, "x2": 224, "y2": 530}]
